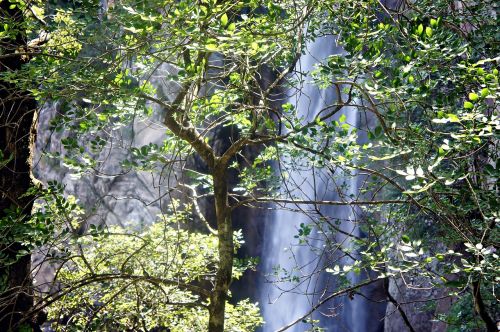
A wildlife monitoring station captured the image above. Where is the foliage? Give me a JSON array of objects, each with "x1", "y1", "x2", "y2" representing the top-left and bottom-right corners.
[
  {"x1": 4, "y1": 0, "x2": 311, "y2": 330},
  {"x1": 312, "y1": 0, "x2": 499, "y2": 328},
  {"x1": 1, "y1": 0, "x2": 498, "y2": 330},
  {"x1": 46, "y1": 209, "x2": 262, "y2": 331},
  {"x1": 0, "y1": 183, "x2": 75, "y2": 290}
]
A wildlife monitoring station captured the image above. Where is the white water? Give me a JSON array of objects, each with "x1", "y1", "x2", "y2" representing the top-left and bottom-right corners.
[{"x1": 259, "y1": 37, "x2": 368, "y2": 331}]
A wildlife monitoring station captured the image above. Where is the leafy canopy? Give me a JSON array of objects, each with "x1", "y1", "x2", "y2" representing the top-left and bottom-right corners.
[{"x1": 0, "y1": 0, "x2": 498, "y2": 330}]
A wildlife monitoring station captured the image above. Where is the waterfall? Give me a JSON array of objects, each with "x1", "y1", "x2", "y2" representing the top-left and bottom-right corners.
[{"x1": 258, "y1": 36, "x2": 380, "y2": 331}]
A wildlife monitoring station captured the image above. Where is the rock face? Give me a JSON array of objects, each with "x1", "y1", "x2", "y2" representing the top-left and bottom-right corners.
[
  {"x1": 33, "y1": 58, "x2": 187, "y2": 228},
  {"x1": 384, "y1": 243, "x2": 457, "y2": 331},
  {"x1": 31, "y1": 99, "x2": 173, "y2": 300},
  {"x1": 385, "y1": 277, "x2": 455, "y2": 332},
  {"x1": 33, "y1": 101, "x2": 167, "y2": 229}
]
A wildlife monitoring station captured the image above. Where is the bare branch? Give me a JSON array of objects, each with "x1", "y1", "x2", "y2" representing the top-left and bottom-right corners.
[{"x1": 275, "y1": 279, "x2": 378, "y2": 332}]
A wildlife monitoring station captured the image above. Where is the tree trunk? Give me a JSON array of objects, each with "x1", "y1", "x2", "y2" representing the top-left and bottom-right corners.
[
  {"x1": 208, "y1": 164, "x2": 233, "y2": 332},
  {"x1": 472, "y1": 280, "x2": 497, "y2": 332},
  {"x1": 0, "y1": 3, "x2": 38, "y2": 331}
]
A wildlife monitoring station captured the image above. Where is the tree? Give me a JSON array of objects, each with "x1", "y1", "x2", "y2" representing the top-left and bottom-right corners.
[
  {"x1": 0, "y1": 1, "x2": 45, "y2": 329},
  {"x1": 317, "y1": 1, "x2": 499, "y2": 330},
  {"x1": 41, "y1": 203, "x2": 262, "y2": 331},
  {"x1": 2, "y1": 0, "x2": 499, "y2": 331},
  {"x1": 11, "y1": 1, "x2": 315, "y2": 331}
]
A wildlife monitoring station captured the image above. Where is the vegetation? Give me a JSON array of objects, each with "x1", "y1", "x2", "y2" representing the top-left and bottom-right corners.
[
  {"x1": 0, "y1": 0, "x2": 498, "y2": 331},
  {"x1": 0, "y1": 1, "x2": 39, "y2": 330}
]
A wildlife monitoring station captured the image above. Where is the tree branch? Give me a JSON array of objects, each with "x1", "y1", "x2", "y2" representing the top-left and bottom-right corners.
[
  {"x1": 233, "y1": 196, "x2": 409, "y2": 209},
  {"x1": 275, "y1": 279, "x2": 378, "y2": 332},
  {"x1": 384, "y1": 278, "x2": 416, "y2": 332}
]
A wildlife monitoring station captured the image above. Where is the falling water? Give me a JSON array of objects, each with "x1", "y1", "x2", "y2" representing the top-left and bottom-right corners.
[{"x1": 258, "y1": 36, "x2": 381, "y2": 331}]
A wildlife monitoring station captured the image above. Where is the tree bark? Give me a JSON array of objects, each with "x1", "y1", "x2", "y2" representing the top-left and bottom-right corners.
[
  {"x1": 162, "y1": 106, "x2": 235, "y2": 331},
  {"x1": 208, "y1": 163, "x2": 233, "y2": 332},
  {"x1": 472, "y1": 280, "x2": 497, "y2": 332},
  {"x1": 0, "y1": 3, "x2": 39, "y2": 331}
]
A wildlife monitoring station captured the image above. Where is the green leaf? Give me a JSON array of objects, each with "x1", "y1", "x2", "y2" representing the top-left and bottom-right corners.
[
  {"x1": 468, "y1": 93, "x2": 478, "y2": 101},
  {"x1": 339, "y1": 113, "x2": 346, "y2": 122},
  {"x1": 447, "y1": 113, "x2": 460, "y2": 122},
  {"x1": 463, "y1": 101, "x2": 474, "y2": 109},
  {"x1": 399, "y1": 245, "x2": 413, "y2": 252},
  {"x1": 484, "y1": 164, "x2": 495, "y2": 175},
  {"x1": 221, "y1": 13, "x2": 228, "y2": 27},
  {"x1": 417, "y1": 24, "x2": 423, "y2": 35},
  {"x1": 206, "y1": 44, "x2": 218, "y2": 51},
  {"x1": 480, "y1": 88, "x2": 490, "y2": 97},
  {"x1": 445, "y1": 280, "x2": 466, "y2": 288},
  {"x1": 425, "y1": 26, "x2": 433, "y2": 37}
]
